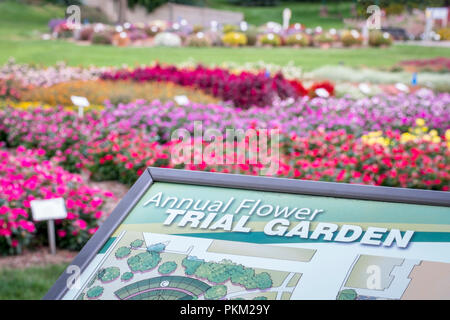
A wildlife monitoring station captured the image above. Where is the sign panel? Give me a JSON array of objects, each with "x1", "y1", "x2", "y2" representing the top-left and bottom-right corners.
[
  {"x1": 45, "y1": 168, "x2": 450, "y2": 300},
  {"x1": 30, "y1": 198, "x2": 67, "y2": 221}
]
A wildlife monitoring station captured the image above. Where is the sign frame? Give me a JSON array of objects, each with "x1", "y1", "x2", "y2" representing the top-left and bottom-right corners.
[{"x1": 44, "y1": 167, "x2": 450, "y2": 300}]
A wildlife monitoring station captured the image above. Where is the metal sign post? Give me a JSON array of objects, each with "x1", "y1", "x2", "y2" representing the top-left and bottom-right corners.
[
  {"x1": 47, "y1": 219, "x2": 56, "y2": 255},
  {"x1": 70, "y1": 95, "x2": 90, "y2": 118},
  {"x1": 30, "y1": 198, "x2": 67, "y2": 255}
]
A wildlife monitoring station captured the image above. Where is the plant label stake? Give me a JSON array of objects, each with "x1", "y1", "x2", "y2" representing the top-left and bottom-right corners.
[
  {"x1": 30, "y1": 198, "x2": 67, "y2": 255},
  {"x1": 71, "y1": 96, "x2": 90, "y2": 118}
]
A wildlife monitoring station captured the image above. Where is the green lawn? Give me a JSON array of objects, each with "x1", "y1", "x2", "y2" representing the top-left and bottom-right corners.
[
  {"x1": 0, "y1": 264, "x2": 67, "y2": 300},
  {"x1": 2, "y1": 39, "x2": 450, "y2": 70},
  {"x1": 1, "y1": 0, "x2": 449, "y2": 70},
  {"x1": 208, "y1": 0, "x2": 354, "y2": 29}
]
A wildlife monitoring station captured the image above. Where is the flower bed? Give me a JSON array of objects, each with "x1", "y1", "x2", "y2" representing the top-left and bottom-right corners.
[
  {"x1": 0, "y1": 147, "x2": 114, "y2": 255},
  {"x1": 50, "y1": 19, "x2": 393, "y2": 49},
  {"x1": 21, "y1": 80, "x2": 220, "y2": 106},
  {"x1": 100, "y1": 65, "x2": 333, "y2": 108},
  {"x1": 398, "y1": 57, "x2": 450, "y2": 73},
  {"x1": 0, "y1": 91, "x2": 448, "y2": 191}
]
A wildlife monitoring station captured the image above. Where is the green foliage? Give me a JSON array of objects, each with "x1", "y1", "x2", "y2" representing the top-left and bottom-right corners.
[
  {"x1": 369, "y1": 31, "x2": 393, "y2": 47},
  {"x1": 98, "y1": 267, "x2": 120, "y2": 282},
  {"x1": 182, "y1": 256, "x2": 204, "y2": 275},
  {"x1": 192, "y1": 259, "x2": 273, "y2": 290},
  {"x1": 128, "y1": 0, "x2": 199, "y2": 13},
  {"x1": 86, "y1": 285, "x2": 104, "y2": 299},
  {"x1": 253, "y1": 296, "x2": 268, "y2": 300},
  {"x1": 186, "y1": 33, "x2": 211, "y2": 47},
  {"x1": 260, "y1": 33, "x2": 281, "y2": 46},
  {"x1": 127, "y1": 251, "x2": 161, "y2": 272},
  {"x1": 130, "y1": 239, "x2": 144, "y2": 248},
  {"x1": 158, "y1": 261, "x2": 177, "y2": 274},
  {"x1": 337, "y1": 289, "x2": 357, "y2": 300},
  {"x1": 115, "y1": 246, "x2": 131, "y2": 259},
  {"x1": 121, "y1": 272, "x2": 134, "y2": 281},
  {"x1": 285, "y1": 33, "x2": 309, "y2": 47},
  {"x1": 223, "y1": 24, "x2": 238, "y2": 34},
  {"x1": 244, "y1": 26, "x2": 259, "y2": 46},
  {"x1": 226, "y1": 0, "x2": 278, "y2": 6},
  {"x1": 341, "y1": 30, "x2": 363, "y2": 47},
  {"x1": 91, "y1": 31, "x2": 113, "y2": 45},
  {"x1": 204, "y1": 284, "x2": 227, "y2": 300},
  {"x1": 314, "y1": 33, "x2": 334, "y2": 44}
]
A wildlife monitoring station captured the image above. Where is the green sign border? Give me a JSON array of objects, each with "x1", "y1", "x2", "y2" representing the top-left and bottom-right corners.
[{"x1": 44, "y1": 167, "x2": 450, "y2": 300}]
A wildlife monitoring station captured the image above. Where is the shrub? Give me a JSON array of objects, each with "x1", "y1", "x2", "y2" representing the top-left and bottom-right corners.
[
  {"x1": 341, "y1": 30, "x2": 363, "y2": 47},
  {"x1": 127, "y1": 251, "x2": 161, "y2": 272},
  {"x1": 86, "y1": 286, "x2": 103, "y2": 299},
  {"x1": 98, "y1": 266, "x2": 120, "y2": 282},
  {"x1": 259, "y1": 33, "x2": 281, "y2": 46},
  {"x1": 222, "y1": 24, "x2": 238, "y2": 34},
  {"x1": 144, "y1": 24, "x2": 161, "y2": 36},
  {"x1": 205, "y1": 285, "x2": 227, "y2": 300},
  {"x1": 437, "y1": 28, "x2": 450, "y2": 41},
  {"x1": 130, "y1": 239, "x2": 144, "y2": 248},
  {"x1": 121, "y1": 272, "x2": 134, "y2": 281},
  {"x1": 192, "y1": 24, "x2": 204, "y2": 33},
  {"x1": 91, "y1": 31, "x2": 113, "y2": 45},
  {"x1": 185, "y1": 33, "x2": 211, "y2": 47},
  {"x1": 153, "y1": 32, "x2": 182, "y2": 47},
  {"x1": 221, "y1": 32, "x2": 247, "y2": 46},
  {"x1": 285, "y1": 33, "x2": 309, "y2": 47},
  {"x1": 127, "y1": 28, "x2": 148, "y2": 41},
  {"x1": 115, "y1": 246, "x2": 131, "y2": 259},
  {"x1": 369, "y1": 30, "x2": 393, "y2": 47},
  {"x1": 78, "y1": 26, "x2": 94, "y2": 41},
  {"x1": 244, "y1": 26, "x2": 259, "y2": 46},
  {"x1": 313, "y1": 33, "x2": 334, "y2": 45}
]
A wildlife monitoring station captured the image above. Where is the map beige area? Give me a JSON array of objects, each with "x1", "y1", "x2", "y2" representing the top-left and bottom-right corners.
[
  {"x1": 337, "y1": 254, "x2": 450, "y2": 300},
  {"x1": 75, "y1": 231, "x2": 313, "y2": 300}
]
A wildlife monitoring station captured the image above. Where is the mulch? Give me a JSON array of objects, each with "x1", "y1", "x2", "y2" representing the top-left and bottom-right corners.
[{"x1": 0, "y1": 247, "x2": 77, "y2": 269}]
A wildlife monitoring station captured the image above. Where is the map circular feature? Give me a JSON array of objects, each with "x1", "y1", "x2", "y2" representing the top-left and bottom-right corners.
[{"x1": 160, "y1": 280, "x2": 169, "y2": 287}]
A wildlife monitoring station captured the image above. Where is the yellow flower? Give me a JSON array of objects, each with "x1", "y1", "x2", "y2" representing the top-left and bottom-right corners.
[
  {"x1": 432, "y1": 136, "x2": 441, "y2": 144},
  {"x1": 415, "y1": 118, "x2": 425, "y2": 127},
  {"x1": 446, "y1": 129, "x2": 450, "y2": 141},
  {"x1": 400, "y1": 132, "x2": 415, "y2": 144}
]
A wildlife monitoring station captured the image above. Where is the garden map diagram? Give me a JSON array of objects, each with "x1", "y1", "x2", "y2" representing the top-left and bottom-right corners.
[{"x1": 65, "y1": 230, "x2": 450, "y2": 300}]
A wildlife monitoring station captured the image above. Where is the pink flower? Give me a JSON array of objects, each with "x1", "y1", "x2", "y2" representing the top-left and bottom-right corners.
[
  {"x1": 57, "y1": 229, "x2": 67, "y2": 238},
  {"x1": 0, "y1": 206, "x2": 9, "y2": 215},
  {"x1": 16, "y1": 146, "x2": 26, "y2": 153},
  {"x1": 76, "y1": 219, "x2": 87, "y2": 230}
]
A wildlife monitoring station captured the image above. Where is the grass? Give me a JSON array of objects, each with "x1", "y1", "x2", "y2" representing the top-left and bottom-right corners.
[
  {"x1": 0, "y1": 1, "x2": 449, "y2": 70},
  {"x1": 208, "y1": 0, "x2": 354, "y2": 29},
  {"x1": 0, "y1": 264, "x2": 67, "y2": 300},
  {"x1": 2, "y1": 39, "x2": 450, "y2": 71}
]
